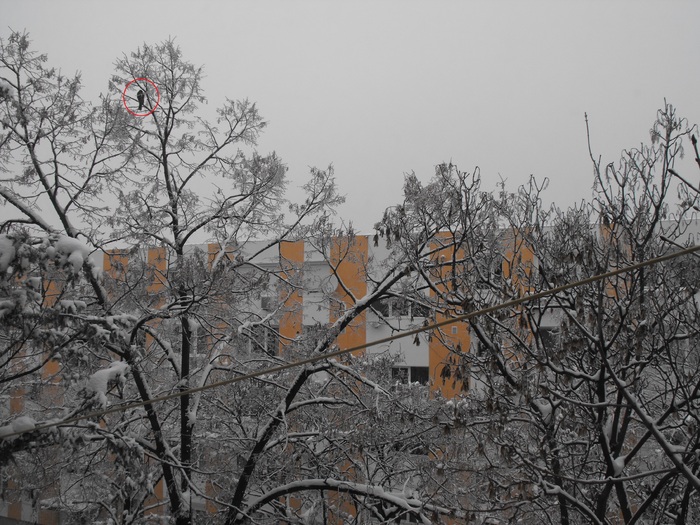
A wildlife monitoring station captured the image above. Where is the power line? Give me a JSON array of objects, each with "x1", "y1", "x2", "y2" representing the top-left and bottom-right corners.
[{"x1": 4, "y1": 241, "x2": 700, "y2": 440}]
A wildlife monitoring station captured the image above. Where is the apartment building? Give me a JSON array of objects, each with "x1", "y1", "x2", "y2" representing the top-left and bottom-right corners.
[{"x1": 7, "y1": 218, "x2": 698, "y2": 524}]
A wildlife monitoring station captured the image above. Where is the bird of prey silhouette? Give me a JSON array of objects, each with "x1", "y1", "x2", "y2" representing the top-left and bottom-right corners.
[{"x1": 137, "y1": 90, "x2": 145, "y2": 111}]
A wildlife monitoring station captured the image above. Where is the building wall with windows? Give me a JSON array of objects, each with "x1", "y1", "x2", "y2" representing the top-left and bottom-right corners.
[
  {"x1": 0, "y1": 232, "x2": 534, "y2": 524},
  {"x1": 7, "y1": 219, "x2": 700, "y2": 523}
]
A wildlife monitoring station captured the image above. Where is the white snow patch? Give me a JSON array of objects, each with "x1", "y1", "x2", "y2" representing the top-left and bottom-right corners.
[
  {"x1": 603, "y1": 415, "x2": 614, "y2": 445},
  {"x1": 180, "y1": 489, "x2": 191, "y2": 512},
  {"x1": 92, "y1": 325, "x2": 111, "y2": 341},
  {"x1": 88, "y1": 361, "x2": 130, "y2": 406},
  {"x1": 612, "y1": 455, "x2": 626, "y2": 476},
  {"x1": 668, "y1": 445, "x2": 687, "y2": 455},
  {"x1": 0, "y1": 299, "x2": 16, "y2": 319},
  {"x1": 237, "y1": 320, "x2": 252, "y2": 335},
  {"x1": 58, "y1": 300, "x2": 87, "y2": 313},
  {"x1": 12, "y1": 416, "x2": 36, "y2": 433},
  {"x1": 0, "y1": 416, "x2": 37, "y2": 439},
  {"x1": 0, "y1": 79, "x2": 14, "y2": 100},
  {"x1": 309, "y1": 370, "x2": 331, "y2": 385},
  {"x1": 187, "y1": 409, "x2": 197, "y2": 428},
  {"x1": 0, "y1": 235, "x2": 15, "y2": 273},
  {"x1": 533, "y1": 398, "x2": 553, "y2": 425},
  {"x1": 26, "y1": 276, "x2": 42, "y2": 290},
  {"x1": 55, "y1": 235, "x2": 91, "y2": 273}
]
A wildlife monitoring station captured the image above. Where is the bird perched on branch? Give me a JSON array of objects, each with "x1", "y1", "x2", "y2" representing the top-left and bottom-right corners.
[{"x1": 137, "y1": 89, "x2": 145, "y2": 111}]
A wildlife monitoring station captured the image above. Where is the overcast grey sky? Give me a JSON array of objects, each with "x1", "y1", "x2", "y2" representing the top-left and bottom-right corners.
[{"x1": 3, "y1": 0, "x2": 699, "y2": 233}]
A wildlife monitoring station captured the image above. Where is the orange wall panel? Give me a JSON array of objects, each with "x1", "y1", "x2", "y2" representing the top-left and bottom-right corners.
[
  {"x1": 9, "y1": 386, "x2": 25, "y2": 414},
  {"x1": 147, "y1": 246, "x2": 168, "y2": 296},
  {"x1": 279, "y1": 241, "x2": 304, "y2": 350},
  {"x1": 330, "y1": 236, "x2": 367, "y2": 355},
  {"x1": 427, "y1": 233, "x2": 470, "y2": 396},
  {"x1": 104, "y1": 249, "x2": 130, "y2": 280},
  {"x1": 144, "y1": 478, "x2": 167, "y2": 516},
  {"x1": 429, "y1": 313, "x2": 470, "y2": 398},
  {"x1": 207, "y1": 243, "x2": 236, "y2": 268}
]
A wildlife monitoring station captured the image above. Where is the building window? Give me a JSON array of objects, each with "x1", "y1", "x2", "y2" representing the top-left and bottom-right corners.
[
  {"x1": 392, "y1": 366, "x2": 429, "y2": 385},
  {"x1": 393, "y1": 299, "x2": 410, "y2": 317},
  {"x1": 670, "y1": 333, "x2": 700, "y2": 372},
  {"x1": 492, "y1": 258, "x2": 503, "y2": 279},
  {"x1": 238, "y1": 324, "x2": 280, "y2": 356},
  {"x1": 330, "y1": 298, "x2": 346, "y2": 319},
  {"x1": 260, "y1": 296, "x2": 275, "y2": 312},
  {"x1": 539, "y1": 327, "x2": 561, "y2": 350},
  {"x1": 470, "y1": 329, "x2": 484, "y2": 356},
  {"x1": 375, "y1": 298, "x2": 429, "y2": 319},
  {"x1": 374, "y1": 299, "x2": 390, "y2": 317},
  {"x1": 392, "y1": 367, "x2": 409, "y2": 383},
  {"x1": 194, "y1": 324, "x2": 209, "y2": 356},
  {"x1": 257, "y1": 325, "x2": 279, "y2": 355},
  {"x1": 410, "y1": 366, "x2": 429, "y2": 385},
  {"x1": 412, "y1": 302, "x2": 430, "y2": 318}
]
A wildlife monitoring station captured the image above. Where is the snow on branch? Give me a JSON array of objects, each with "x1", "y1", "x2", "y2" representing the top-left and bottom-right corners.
[
  {"x1": 240, "y1": 478, "x2": 459, "y2": 524},
  {"x1": 286, "y1": 397, "x2": 354, "y2": 413},
  {"x1": 0, "y1": 234, "x2": 15, "y2": 273},
  {"x1": 328, "y1": 360, "x2": 391, "y2": 396},
  {"x1": 0, "y1": 416, "x2": 36, "y2": 439},
  {"x1": 87, "y1": 361, "x2": 130, "y2": 407},
  {"x1": 50, "y1": 234, "x2": 92, "y2": 274}
]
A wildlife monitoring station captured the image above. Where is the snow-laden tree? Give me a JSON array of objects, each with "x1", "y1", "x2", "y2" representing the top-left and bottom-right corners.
[
  {"x1": 1, "y1": 32, "x2": 466, "y2": 525},
  {"x1": 9, "y1": 27, "x2": 700, "y2": 525},
  {"x1": 374, "y1": 103, "x2": 700, "y2": 523}
]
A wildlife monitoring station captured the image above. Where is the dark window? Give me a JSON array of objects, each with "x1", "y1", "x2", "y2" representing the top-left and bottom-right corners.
[
  {"x1": 392, "y1": 366, "x2": 429, "y2": 385},
  {"x1": 392, "y1": 367, "x2": 409, "y2": 384},
  {"x1": 330, "y1": 299, "x2": 346, "y2": 319},
  {"x1": 260, "y1": 296, "x2": 275, "y2": 312},
  {"x1": 492, "y1": 258, "x2": 503, "y2": 280},
  {"x1": 671, "y1": 333, "x2": 700, "y2": 369},
  {"x1": 393, "y1": 299, "x2": 410, "y2": 317},
  {"x1": 195, "y1": 326, "x2": 209, "y2": 355},
  {"x1": 240, "y1": 324, "x2": 280, "y2": 356},
  {"x1": 470, "y1": 333, "x2": 483, "y2": 356},
  {"x1": 410, "y1": 366, "x2": 430, "y2": 385},
  {"x1": 375, "y1": 298, "x2": 428, "y2": 318},
  {"x1": 374, "y1": 299, "x2": 391, "y2": 317},
  {"x1": 539, "y1": 327, "x2": 560, "y2": 350},
  {"x1": 411, "y1": 302, "x2": 430, "y2": 319}
]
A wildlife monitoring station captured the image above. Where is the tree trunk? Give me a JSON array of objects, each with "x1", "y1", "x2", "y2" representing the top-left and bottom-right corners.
[{"x1": 179, "y1": 312, "x2": 193, "y2": 525}]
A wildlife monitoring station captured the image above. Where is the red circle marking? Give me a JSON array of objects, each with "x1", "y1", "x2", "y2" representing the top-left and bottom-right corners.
[{"x1": 122, "y1": 78, "x2": 160, "y2": 117}]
